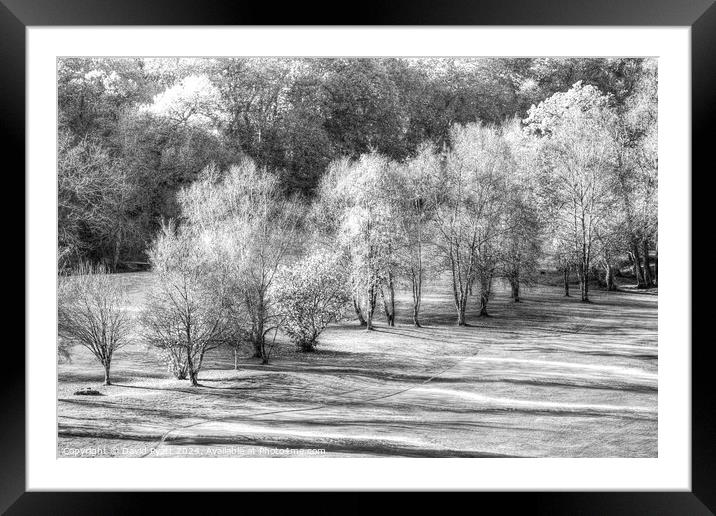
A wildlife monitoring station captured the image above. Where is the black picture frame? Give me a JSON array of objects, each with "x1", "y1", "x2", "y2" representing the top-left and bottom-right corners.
[{"x1": 4, "y1": 1, "x2": 712, "y2": 513}]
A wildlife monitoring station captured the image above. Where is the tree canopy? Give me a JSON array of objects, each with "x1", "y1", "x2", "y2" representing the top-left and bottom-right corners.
[{"x1": 58, "y1": 57, "x2": 655, "y2": 268}]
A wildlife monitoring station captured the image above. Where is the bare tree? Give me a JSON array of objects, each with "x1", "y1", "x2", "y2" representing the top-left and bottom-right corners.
[
  {"x1": 57, "y1": 263, "x2": 132, "y2": 385},
  {"x1": 142, "y1": 222, "x2": 229, "y2": 385}
]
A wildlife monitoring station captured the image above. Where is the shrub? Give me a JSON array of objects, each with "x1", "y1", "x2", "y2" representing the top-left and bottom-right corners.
[{"x1": 274, "y1": 251, "x2": 350, "y2": 352}]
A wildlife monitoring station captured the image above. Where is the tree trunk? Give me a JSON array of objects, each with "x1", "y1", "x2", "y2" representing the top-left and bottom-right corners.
[
  {"x1": 578, "y1": 264, "x2": 590, "y2": 302},
  {"x1": 630, "y1": 244, "x2": 646, "y2": 288},
  {"x1": 233, "y1": 348, "x2": 238, "y2": 370},
  {"x1": 253, "y1": 295, "x2": 266, "y2": 358},
  {"x1": 479, "y1": 276, "x2": 492, "y2": 316},
  {"x1": 479, "y1": 292, "x2": 490, "y2": 316},
  {"x1": 642, "y1": 239, "x2": 654, "y2": 288},
  {"x1": 188, "y1": 369, "x2": 199, "y2": 386},
  {"x1": 353, "y1": 295, "x2": 367, "y2": 326},
  {"x1": 448, "y1": 249, "x2": 470, "y2": 326},
  {"x1": 366, "y1": 285, "x2": 376, "y2": 331},
  {"x1": 174, "y1": 358, "x2": 187, "y2": 380},
  {"x1": 455, "y1": 282, "x2": 469, "y2": 326},
  {"x1": 563, "y1": 268, "x2": 570, "y2": 297},
  {"x1": 252, "y1": 339, "x2": 263, "y2": 358},
  {"x1": 186, "y1": 346, "x2": 199, "y2": 386},
  {"x1": 457, "y1": 301, "x2": 467, "y2": 326},
  {"x1": 604, "y1": 263, "x2": 616, "y2": 291},
  {"x1": 112, "y1": 232, "x2": 122, "y2": 272},
  {"x1": 389, "y1": 277, "x2": 395, "y2": 326},
  {"x1": 510, "y1": 279, "x2": 520, "y2": 302},
  {"x1": 258, "y1": 336, "x2": 269, "y2": 364},
  {"x1": 411, "y1": 274, "x2": 422, "y2": 327},
  {"x1": 103, "y1": 362, "x2": 111, "y2": 386},
  {"x1": 382, "y1": 273, "x2": 396, "y2": 327}
]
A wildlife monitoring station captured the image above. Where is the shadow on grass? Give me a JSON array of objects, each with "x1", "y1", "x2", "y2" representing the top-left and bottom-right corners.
[{"x1": 59, "y1": 371, "x2": 167, "y2": 383}]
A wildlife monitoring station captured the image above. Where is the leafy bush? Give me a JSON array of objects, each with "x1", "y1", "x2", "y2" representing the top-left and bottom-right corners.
[{"x1": 274, "y1": 251, "x2": 350, "y2": 352}]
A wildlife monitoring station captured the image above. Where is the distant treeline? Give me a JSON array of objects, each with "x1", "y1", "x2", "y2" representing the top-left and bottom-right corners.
[{"x1": 58, "y1": 57, "x2": 653, "y2": 268}]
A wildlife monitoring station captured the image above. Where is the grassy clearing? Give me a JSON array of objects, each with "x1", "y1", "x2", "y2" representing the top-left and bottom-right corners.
[{"x1": 58, "y1": 272, "x2": 657, "y2": 458}]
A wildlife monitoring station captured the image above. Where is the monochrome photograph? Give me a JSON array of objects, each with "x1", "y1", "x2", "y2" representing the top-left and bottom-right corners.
[{"x1": 56, "y1": 57, "x2": 658, "y2": 458}]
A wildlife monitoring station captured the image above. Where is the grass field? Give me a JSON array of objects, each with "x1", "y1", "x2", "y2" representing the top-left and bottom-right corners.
[{"x1": 57, "y1": 272, "x2": 657, "y2": 458}]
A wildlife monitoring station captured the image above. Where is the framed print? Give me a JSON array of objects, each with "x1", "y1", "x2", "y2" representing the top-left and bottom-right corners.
[{"x1": 5, "y1": 0, "x2": 713, "y2": 513}]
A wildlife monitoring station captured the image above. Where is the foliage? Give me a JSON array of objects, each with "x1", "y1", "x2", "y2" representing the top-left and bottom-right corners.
[
  {"x1": 391, "y1": 144, "x2": 442, "y2": 325},
  {"x1": 434, "y1": 123, "x2": 512, "y2": 322},
  {"x1": 327, "y1": 153, "x2": 400, "y2": 329},
  {"x1": 274, "y1": 251, "x2": 350, "y2": 351},
  {"x1": 58, "y1": 133, "x2": 138, "y2": 269},
  {"x1": 141, "y1": 222, "x2": 230, "y2": 384},
  {"x1": 141, "y1": 74, "x2": 227, "y2": 130},
  {"x1": 527, "y1": 82, "x2": 618, "y2": 301},
  {"x1": 176, "y1": 159, "x2": 301, "y2": 363},
  {"x1": 523, "y1": 81, "x2": 613, "y2": 137},
  {"x1": 499, "y1": 119, "x2": 546, "y2": 300},
  {"x1": 58, "y1": 57, "x2": 656, "y2": 265}
]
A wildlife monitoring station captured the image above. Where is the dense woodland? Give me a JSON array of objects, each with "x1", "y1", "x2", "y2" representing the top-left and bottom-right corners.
[
  {"x1": 59, "y1": 58, "x2": 655, "y2": 266},
  {"x1": 58, "y1": 57, "x2": 657, "y2": 385}
]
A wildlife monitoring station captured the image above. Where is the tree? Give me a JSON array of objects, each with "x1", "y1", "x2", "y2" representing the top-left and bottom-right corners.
[
  {"x1": 522, "y1": 58, "x2": 646, "y2": 113},
  {"x1": 316, "y1": 153, "x2": 398, "y2": 330},
  {"x1": 550, "y1": 236, "x2": 576, "y2": 297},
  {"x1": 58, "y1": 133, "x2": 138, "y2": 270},
  {"x1": 499, "y1": 196, "x2": 542, "y2": 302},
  {"x1": 58, "y1": 58, "x2": 150, "y2": 138},
  {"x1": 321, "y1": 59, "x2": 410, "y2": 161},
  {"x1": 310, "y1": 158, "x2": 369, "y2": 326},
  {"x1": 57, "y1": 57, "x2": 656, "y2": 266},
  {"x1": 274, "y1": 250, "x2": 350, "y2": 351},
  {"x1": 393, "y1": 144, "x2": 441, "y2": 326},
  {"x1": 501, "y1": 119, "x2": 545, "y2": 303},
  {"x1": 177, "y1": 159, "x2": 300, "y2": 363},
  {"x1": 58, "y1": 263, "x2": 132, "y2": 385},
  {"x1": 593, "y1": 207, "x2": 625, "y2": 292},
  {"x1": 58, "y1": 58, "x2": 243, "y2": 268},
  {"x1": 617, "y1": 60, "x2": 658, "y2": 288},
  {"x1": 527, "y1": 82, "x2": 617, "y2": 302},
  {"x1": 217, "y1": 59, "x2": 296, "y2": 164},
  {"x1": 140, "y1": 74, "x2": 227, "y2": 131},
  {"x1": 334, "y1": 153, "x2": 399, "y2": 330},
  {"x1": 142, "y1": 222, "x2": 229, "y2": 385},
  {"x1": 434, "y1": 123, "x2": 511, "y2": 324}
]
